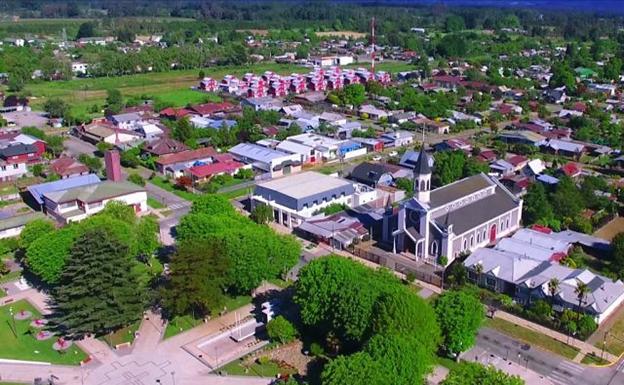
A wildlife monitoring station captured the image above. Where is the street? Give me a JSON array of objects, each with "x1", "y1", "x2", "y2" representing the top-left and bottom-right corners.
[{"x1": 470, "y1": 327, "x2": 624, "y2": 385}]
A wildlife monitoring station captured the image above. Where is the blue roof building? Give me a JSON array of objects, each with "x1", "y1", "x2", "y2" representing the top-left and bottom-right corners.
[{"x1": 27, "y1": 174, "x2": 101, "y2": 206}]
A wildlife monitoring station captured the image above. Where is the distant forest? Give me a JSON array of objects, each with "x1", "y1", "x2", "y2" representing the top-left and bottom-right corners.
[{"x1": 1, "y1": 0, "x2": 623, "y2": 41}]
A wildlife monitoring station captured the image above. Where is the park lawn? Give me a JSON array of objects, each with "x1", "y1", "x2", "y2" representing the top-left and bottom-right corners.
[
  {"x1": 0, "y1": 270, "x2": 21, "y2": 284},
  {"x1": 152, "y1": 89, "x2": 221, "y2": 108},
  {"x1": 0, "y1": 300, "x2": 87, "y2": 365},
  {"x1": 149, "y1": 177, "x2": 198, "y2": 202},
  {"x1": 598, "y1": 311, "x2": 624, "y2": 356},
  {"x1": 219, "y1": 187, "x2": 251, "y2": 200},
  {"x1": 147, "y1": 197, "x2": 166, "y2": 209},
  {"x1": 100, "y1": 320, "x2": 141, "y2": 348},
  {"x1": 345, "y1": 60, "x2": 416, "y2": 73},
  {"x1": 164, "y1": 314, "x2": 203, "y2": 339},
  {"x1": 220, "y1": 357, "x2": 297, "y2": 377},
  {"x1": 581, "y1": 353, "x2": 610, "y2": 365},
  {"x1": 484, "y1": 318, "x2": 580, "y2": 360},
  {"x1": 164, "y1": 295, "x2": 252, "y2": 339}
]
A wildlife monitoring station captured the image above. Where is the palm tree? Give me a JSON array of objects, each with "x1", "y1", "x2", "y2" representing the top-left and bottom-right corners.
[
  {"x1": 548, "y1": 278, "x2": 560, "y2": 305},
  {"x1": 474, "y1": 263, "x2": 484, "y2": 285},
  {"x1": 575, "y1": 280, "x2": 590, "y2": 320}
]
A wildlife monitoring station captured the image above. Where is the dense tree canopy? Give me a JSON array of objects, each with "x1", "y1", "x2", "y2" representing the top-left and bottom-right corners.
[
  {"x1": 441, "y1": 362, "x2": 524, "y2": 385},
  {"x1": 176, "y1": 195, "x2": 299, "y2": 293},
  {"x1": 49, "y1": 228, "x2": 144, "y2": 338}
]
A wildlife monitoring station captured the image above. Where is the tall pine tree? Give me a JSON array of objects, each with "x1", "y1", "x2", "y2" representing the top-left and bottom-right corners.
[{"x1": 49, "y1": 228, "x2": 144, "y2": 338}]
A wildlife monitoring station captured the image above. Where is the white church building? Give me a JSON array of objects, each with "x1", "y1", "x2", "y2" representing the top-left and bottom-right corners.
[{"x1": 381, "y1": 149, "x2": 523, "y2": 266}]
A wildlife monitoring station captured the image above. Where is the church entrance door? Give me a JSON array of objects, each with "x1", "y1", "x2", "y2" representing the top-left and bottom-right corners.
[{"x1": 489, "y1": 224, "x2": 497, "y2": 243}]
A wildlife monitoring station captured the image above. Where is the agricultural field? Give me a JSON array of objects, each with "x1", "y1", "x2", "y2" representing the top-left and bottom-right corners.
[{"x1": 25, "y1": 63, "x2": 306, "y2": 118}]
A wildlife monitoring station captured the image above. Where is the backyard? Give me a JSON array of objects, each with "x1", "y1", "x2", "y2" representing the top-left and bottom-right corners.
[
  {"x1": 484, "y1": 317, "x2": 580, "y2": 360},
  {"x1": 0, "y1": 300, "x2": 87, "y2": 365}
]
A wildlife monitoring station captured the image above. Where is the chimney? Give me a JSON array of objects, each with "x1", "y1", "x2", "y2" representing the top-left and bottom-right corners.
[{"x1": 104, "y1": 150, "x2": 122, "y2": 182}]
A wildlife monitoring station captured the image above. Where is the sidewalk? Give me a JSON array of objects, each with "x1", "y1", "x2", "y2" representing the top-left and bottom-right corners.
[
  {"x1": 131, "y1": 310, "x2": 165, "y2": 355},
  {"x1": 494, "y1": 310, "x2": 618, "y2": 362}
]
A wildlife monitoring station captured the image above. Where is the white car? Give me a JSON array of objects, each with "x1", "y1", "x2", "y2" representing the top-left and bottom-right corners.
[
  {"x1": 372, "y1": 155, "x2": 382, "y2": 161},
  {"x1": 388, "y1": 151, "x2": 398, "y2": 157}
]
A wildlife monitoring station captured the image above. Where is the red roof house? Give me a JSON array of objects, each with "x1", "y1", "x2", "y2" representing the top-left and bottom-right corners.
[
  {"x1": 159, "y1": 107, "x2": 193, "y2": 120},
  {"x1": 559, "y1": 162, "x2": 582, "y2": 178},
  {"x1": 48, "y1": 156, "x2": 89, "y2": 179},
  {"x1": 189, "y1": 102, "x2": 240, "y2": 117}
]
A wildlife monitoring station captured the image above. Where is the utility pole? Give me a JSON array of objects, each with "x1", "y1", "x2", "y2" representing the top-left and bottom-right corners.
[{"x1": 371, "y1": 17, "x2": 375, "y2": 74}]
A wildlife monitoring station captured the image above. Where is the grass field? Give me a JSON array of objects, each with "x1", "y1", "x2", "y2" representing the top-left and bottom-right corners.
[
  {"x1": 219, "y1": 187, "x2": 252, "y2": 200},
  {"x1": 484, "y1": 318, "x2": 580, "y2": 360},
  {"x1": 598, "y1": 312, "x2": 624, "y2": 356},
  {"x1": 151, "y1": 89, "x2": 221, "y2": 108},
  {"x1": 149, "y1": 177, "x2": 198, "y2": 202},
  {"x1": 25, "y1": 63, "x2": 305, "y2": 118},
  {"x1": 0, "y1": 300, "x2": 87, "y2": 365},
  {"x1": 100, "y1": 321, "x2": 141, "y2": 348}
]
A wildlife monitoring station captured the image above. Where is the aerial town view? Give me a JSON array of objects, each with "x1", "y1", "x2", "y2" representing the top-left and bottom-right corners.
[{"x1": 1, "y1": 0, "x2": 624, "y2": 384}]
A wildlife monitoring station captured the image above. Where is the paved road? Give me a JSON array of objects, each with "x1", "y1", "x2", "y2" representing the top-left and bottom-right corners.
[
  {"x1": 63, "y1": 136, "x2": 97, "y2": 157},
  {"x1": 471, "y1": 327, "x2": 624, "y2": 385}
]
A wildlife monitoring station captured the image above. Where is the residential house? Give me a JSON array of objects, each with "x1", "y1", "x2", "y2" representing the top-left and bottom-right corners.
[
  {"x1": 349, "y1": 162, "x2": 410, "y2": 188},
  {"x1": 359, "y1": 104, "x2": 389, "y2": 121},
  {"x1": 464, "y1": 228, "x2": 624, "y2": 324},
  {"x1": 48, "y1": 157, "x2": 89, "y2": 179},
  {"x1": 142, "y1": 138, "x2": 189, "y2": 157},
  {"x1": 0, "y1": 212, "x2": 47, "y2": 239},
  {"x1": 540, "y1": 139, "x2": 585, "y2": 157},
  {"x1": 43, "y1": 181, "x2": 147, "y2": 224},
  {"x1": 155, "y1": 147, "x2": 218, "y2": 178},
  {"x1": 380, "y1": 131, "x2": 414, "y2": 148},
  {"x1": 352, "y1": 138, "x2": 384, "y2": 153},
  {"x1": 78, "y1": 122, "x2": 142, "y2": 146},
  {"x1": 412, "y1": 116, "x2": 450, "y2": 134},
  {"x1": 229, "y1": 143, "x2": 302, "y2": 178},
  {"x1": 27, "y1": 174, "x2": 102, "y2": 209},
  {"x1": 241, "y1": 97, "x2": 283, "y2": 111},
  {"x1": 189, "y1": 102, "x2": 240, "y2": 117},
  {"x1": 109, "y1": 112, "x2": 143, "y2": 130},
  {"x1": 134, "y1": 122, "x2": 163, "y2": 140},
  {"x1": 186, "y1": 154, "x2": 244, "y2": 184}
]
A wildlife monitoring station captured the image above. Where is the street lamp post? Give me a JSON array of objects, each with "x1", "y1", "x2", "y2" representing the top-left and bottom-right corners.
[
  {"x1": 8, "y1": 307, "x2": 17, "y2": 339},
  {"x1": 170, "y1": 371, "x2": 175, "y2": 385}
]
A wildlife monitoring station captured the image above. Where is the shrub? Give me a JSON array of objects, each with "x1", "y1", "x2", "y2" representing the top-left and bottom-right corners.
[
  {"x1": 267, "y1": 316, "x2": 297, "y2": 344},
  {"x1": 310, "y1": 342, "x2": 324, "y2": 357}
]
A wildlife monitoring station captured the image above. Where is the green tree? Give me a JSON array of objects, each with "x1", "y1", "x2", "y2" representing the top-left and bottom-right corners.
[
  {"x1": 106, "y1": 89, "x2": 124, "y2": 114},
  {"x1": 173, "y1": 117, "x2": 194, "y2": 143},
  {"x1": 49, "y1": 228, "x2": 144, "y2": 338},
  {"x1": 45, "y1": 135, "x2": 66, "y2": 158},
  {"x1": 190, "y1": 194, "x2": 237, "y2": 216},
  {"x1": 394, "y1": 177, "x2": 413, "y2": 195},
  {"x1": 371, "y1": 289, "x2": 441, "y2": 354},
  {"x1": 441, "y1": 361, "x2": 524, "y2": 385},
  {"x1": 19, "y1": 218, "x2": 55, "y2": 250},
  {"x1": 26, "y1": 226, "x2": 79, "y2": 285},
  {"x1": 266, "y1": 315, "x2": 297, "y2": 344},
  {"x1": 445, "y1": 15, "x2": 466, "y2": 33},
  {"x1": 78, "y1": 154, "x2": 103, "y2": 174},
  {"x1": 522, "y1": 183, "x2": 554, "y2": 225},
  {"x1": 612, "y1": 232, "x2": 624, "y2": 276},
  {"x1": 163, "y1": 239, "x2": 229, "y2": 317},
  {"x1": 76, "y1": 22, "x2": 96, "y2": 39},
  {"x1": 250, "y1": 203, "x2": 273, "y2": 225},
  {"x1": 434, "y1": 290, "x2": 484, "y2": 356},
  {"x1": 551, "y1": 176, "x2": 584, "y2": 222},
  {"x1": 341, "y1": 84, "x2": 366, "y2": 107},
  {"x1": 43, "y1": 98, "x2": 69, "y2": 119}
]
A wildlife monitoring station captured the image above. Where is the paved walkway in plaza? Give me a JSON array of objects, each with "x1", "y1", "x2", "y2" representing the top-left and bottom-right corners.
[
  {"x1": 0, "y1": 280, "x2": 281, "y2": 385},
  {"x1": 493, "y1": 310, "x2": 618, "y2": 362}
]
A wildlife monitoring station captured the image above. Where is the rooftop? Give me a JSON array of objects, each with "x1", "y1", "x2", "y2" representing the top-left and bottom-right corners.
[{"x1": 255, "y1": 171, "x2": 352, "y2": 200}]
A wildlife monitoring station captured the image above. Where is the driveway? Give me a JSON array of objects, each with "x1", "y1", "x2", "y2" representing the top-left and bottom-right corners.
[{"x1": 63, "y1": 136, "x2": 97, "y2": 157}]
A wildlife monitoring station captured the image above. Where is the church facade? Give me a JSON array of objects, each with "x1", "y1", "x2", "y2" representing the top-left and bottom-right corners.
[{"x1": 381, "y1": 149, "x2": 523, "y2": 266}]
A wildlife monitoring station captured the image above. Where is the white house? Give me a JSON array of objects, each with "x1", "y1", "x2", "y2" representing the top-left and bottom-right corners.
[{"x1": 42, "y1": 181, "x2": 147, "y2": 224}]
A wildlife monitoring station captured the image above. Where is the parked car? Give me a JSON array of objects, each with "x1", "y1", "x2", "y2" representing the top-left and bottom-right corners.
[
  {"x1": 388, "y1": 151, "x2": 398, "y2": 157},
  {"x1": 372, "y1": 155, "x2": 382, "y2": 161}
]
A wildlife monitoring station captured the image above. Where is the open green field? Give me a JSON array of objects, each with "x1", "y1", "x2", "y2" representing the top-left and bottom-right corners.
[
  {"x1": 0, "y1": 300, "x2": 87, "y2": 365},
  {"x1": 151, "y1": 89, "x2": 221, "y2": 108},
  {"x1": 25, "y1": 63, "x2": 306, "y2": 118},
  {"x1": 597, "y1": 311, "x2": 624, "y2": 356},
  {"x1": 484, "y1": 318, "x2": 580, "y2": 360},
  {"x1": 345, "y1": 61, "x2": 416, "y2": 73}
]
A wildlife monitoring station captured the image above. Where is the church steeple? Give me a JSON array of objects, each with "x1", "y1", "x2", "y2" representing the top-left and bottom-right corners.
[{"x1": 413, "y1": 148, "x2": 431, "y2": 203}]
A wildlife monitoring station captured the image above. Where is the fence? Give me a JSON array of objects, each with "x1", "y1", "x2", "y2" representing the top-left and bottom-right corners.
[{"x1": 353, "y1": 244, "x2": 443, "y2": 287}]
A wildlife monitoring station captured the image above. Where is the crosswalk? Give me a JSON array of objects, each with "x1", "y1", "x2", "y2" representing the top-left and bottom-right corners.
[
  {"x1": 548, "y1": 361, "x2": 584, "y2": 385},
  {"x1": 168, "y1": 202, "x2": 191, "y2": 210}
]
